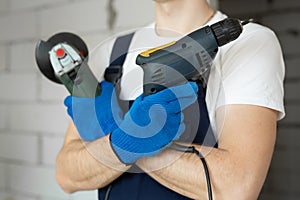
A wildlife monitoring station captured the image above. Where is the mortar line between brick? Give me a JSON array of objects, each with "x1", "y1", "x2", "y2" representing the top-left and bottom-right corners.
[
  {"x1": 8, "y1": 188, "x2": 43, "y2": 200},
  {"x1": 7, "y1": 0, "x2": 80, "y2": 16},
  {"x1": 37, "y1": 135, "x2": 43, "y2": 165},
  {"x1": 4, "y1": 163, "x2": 10, "y2": 193},
  {"x1": 6, "y1": 43, "x2": 11, "y2": 73},
  {"x1": 3, "y1": 43, "x2": 9, "y2": 72}
]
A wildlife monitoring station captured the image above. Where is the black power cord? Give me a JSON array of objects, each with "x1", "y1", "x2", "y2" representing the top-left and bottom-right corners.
[
  {"x1": 170, "y1": 143, "x2": 213, "y2": 200},
  {"x1": 104, "y1": 185, "x2": 112, "y2": 200}
]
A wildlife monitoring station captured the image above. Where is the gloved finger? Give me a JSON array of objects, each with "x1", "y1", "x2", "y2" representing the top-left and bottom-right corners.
[
  {"x1": 162, "y1": 112, "x2": 183, "y2": 127},
  {"x1": 144, "y1": 82, "x2": 198, "y2": 104},
  {"x1": 129, "y1": 93, "x2": 145, "y2": 112},
  {"x1": 165, "y1": 100, "x2": 181, "y2": 113},
  {"x1": 64, "y1": 96, "x2": 72, "y2": 108},
  {"x1": 65, "y1": 96, "x2": 93, "y2": 106},
  {"x1": 175, "y1": 94, "x2": 198, "y2": 111},
  {"x1": 173, "y1": 122, "x2": 186, "y2": 141},
  {"x1": 164, "y1": 94, "x2": 197, "y2": 113},
  {"x1": 64, "y1": 96, "x2": 75, "y2": 117},
  {"x1": 143, "y1": 88, "x2": 176, "y2": 103},
  {"x1": 111, "y1": 93, "x2": 124, "y2": 123},
  {"x1": 100, "y1": 80, "x2": 114, "y2": 91},
  {"x1": 162, "y1": 121, "x2": 185, "y2": 142},
  {"x1": 167, "y1": 82, "x2": 198, "y2": 100},
  {"x1": 134, "y1": 93, "x2": 145, "y2": 102},
  {"x1": 141, "y1": 106, "x2": 183, "y2": 128},
  {"x1": 132, "y1": 103, "x2": 168, "y2": 128}
]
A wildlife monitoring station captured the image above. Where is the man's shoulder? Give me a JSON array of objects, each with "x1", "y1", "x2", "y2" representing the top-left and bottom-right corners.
[
  {"x1": 214, "y1": 11, "x2": 278, "y2": 49},
  {"x1": 242, "y1": 22, "x2": 277, "y2": 40},
  {"x1": 220, "y1": 20, "x2": 280, "y2": 59}
]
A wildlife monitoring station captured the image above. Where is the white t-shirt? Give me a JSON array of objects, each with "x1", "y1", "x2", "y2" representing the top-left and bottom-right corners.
[{"x1": 89, "y1": 11, "x2": 285, "y2": 138}]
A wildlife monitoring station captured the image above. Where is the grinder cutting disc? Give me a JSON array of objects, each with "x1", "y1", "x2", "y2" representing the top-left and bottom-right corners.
[{"x1": 35, "y1": 32, "x2": 89, "y2": 84}]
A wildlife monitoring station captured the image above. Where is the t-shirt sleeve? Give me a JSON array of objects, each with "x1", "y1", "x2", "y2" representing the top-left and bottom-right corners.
[{"x1": 218, "y1": 24, "x2": 285, "y2": 120}]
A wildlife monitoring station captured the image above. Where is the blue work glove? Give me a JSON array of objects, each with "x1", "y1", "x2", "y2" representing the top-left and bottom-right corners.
[
  {"x1": 64, "y1": 81, "x2": 123, "y2": 141},
  {"x1": 110, "y1": 82, "x2": 198, "y2": 164}
]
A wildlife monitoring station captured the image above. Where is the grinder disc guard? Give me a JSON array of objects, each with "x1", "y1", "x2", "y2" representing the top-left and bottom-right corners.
[{"x1": 35, "y1": 32, "x2": 89, "y2": 84}]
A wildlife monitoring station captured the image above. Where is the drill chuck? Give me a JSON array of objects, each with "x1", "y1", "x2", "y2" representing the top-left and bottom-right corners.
[{"x1": 211, "y1": 18, "x2": 243, "y2": 47}]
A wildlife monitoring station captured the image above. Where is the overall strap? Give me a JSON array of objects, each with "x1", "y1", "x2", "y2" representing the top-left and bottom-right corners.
[
  {"x1": 104, "y1": 32, "x2": 135, "y2": 114},
  {"x1": 104, "y1": 33, "x2": 135, "y2": 84},
  {"x1": 196, "y1": 81, "x2": 218, "y2": 147}
]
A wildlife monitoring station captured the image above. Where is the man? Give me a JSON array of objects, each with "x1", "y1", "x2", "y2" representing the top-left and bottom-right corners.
[{"x1": 56, "y1": 0, "x2": 285, "y2": 199}]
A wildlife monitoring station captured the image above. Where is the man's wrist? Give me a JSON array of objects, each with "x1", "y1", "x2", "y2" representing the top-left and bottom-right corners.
[
  {"x1": 84, "y1": 134, "x2": 131, "y2": 171},
  {"x1": 109, "y1": 130, "x2": 136, "y2": 165}
]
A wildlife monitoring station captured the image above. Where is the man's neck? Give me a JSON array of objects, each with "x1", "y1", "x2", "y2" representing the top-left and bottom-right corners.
[{"x1": 155, "y1": 0, "x2": 215, "y2": 37}]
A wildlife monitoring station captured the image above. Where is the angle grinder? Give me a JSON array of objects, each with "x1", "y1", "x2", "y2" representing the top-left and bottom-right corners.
[{"x1": 35, "y1": 32, "x2": 101, "y2": 97}]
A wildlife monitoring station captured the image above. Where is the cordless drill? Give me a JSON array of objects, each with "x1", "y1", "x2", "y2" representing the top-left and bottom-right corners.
[{"x1": 136, "y1": 18, "x2": 251, "y2": 96}]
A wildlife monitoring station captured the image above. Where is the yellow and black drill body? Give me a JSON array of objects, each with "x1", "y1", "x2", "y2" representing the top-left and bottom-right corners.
[{"x1": 136, "y1": 18, "x2": 250, "y2": 96}]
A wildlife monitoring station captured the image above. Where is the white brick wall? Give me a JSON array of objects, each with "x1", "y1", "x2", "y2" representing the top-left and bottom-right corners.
[
  {"x1": 8, "y1": 164, "x2": 67, "y2": 198},
  {"x1": 0, "y1": 163, "x2": 5, "y2": 189},
  {"x1": 0, "y1": 133, "x2": 39, "y2": 163},
  {"x1": 83, "y1": 32, "x2": 110, "y2": 50},
  {"x1": 39, "y1": 75, "x2": 69, "y2": 102},
  {"x1": 38, "y1": 0, "x2": 107, "y2": 37},
  {"x1": 115, "y1": 0, "x2": 154, "y2": 28},
  {"x1": 0, "y1": 12, "x2": 37, "y2": 42},
  {"x1": 10, "y1": 42, "x2": 37, "y2": 72},
  {"x1": 0, "y1": 105, "x2": 7, "y2": 129},
  {"x1": 0, "y1": 0, "x2": 155, "y2": 199},
  {"x1": 0, "y1": 0, "x2": 9, "y2": 14},
  {"x1": 0, "y1": 73, "x2": 38, "y2": 102},
  {"x1": 0, "y1": 192, "x2": 37, "y2": 200},
  {"x1": 42, "y1": 136, "x2": 64, "y2": 166},
  {"x1": 10, "y1": 0, "x2": 68, "y2": 11},
  {"x1": 0, "y1": 45, "x2": 6, "y2": 71},
  {"x1": 70, "y1": 191, "x2": 98, "y2": 200},
  {"x1": 8, "y1": 104, "x2": 69, "y2": 134}
]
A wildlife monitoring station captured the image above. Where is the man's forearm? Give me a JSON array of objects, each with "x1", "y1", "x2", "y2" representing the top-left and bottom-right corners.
[
  {"x1": 56, "y1": 131, "x2": 129, "y2": 193},
  {"x1": 137, "y1": 145, "x2": 222, "y2": 199},
  {"x1": 137, "y1": 144, "x2": 268, "y2": 200}
]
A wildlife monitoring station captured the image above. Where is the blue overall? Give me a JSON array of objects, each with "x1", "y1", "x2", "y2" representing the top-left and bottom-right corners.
[{"x1": 99, "y1": 33, "x2": 217, "y2": 200}]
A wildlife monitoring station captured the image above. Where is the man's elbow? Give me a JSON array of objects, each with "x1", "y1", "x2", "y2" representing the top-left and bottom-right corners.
[
  {"x1": 214, "y1": 164, "x2": 267, "y2": 200},
  {"x1": 221, "y1": 175, "x2": 264, "y2": 200},
  {"x1": 56, "y1": 168, "x2": 78, "y2": 194},
  {"x1": 55, "y1": 152, "x2": 79, "y2": 194}
]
